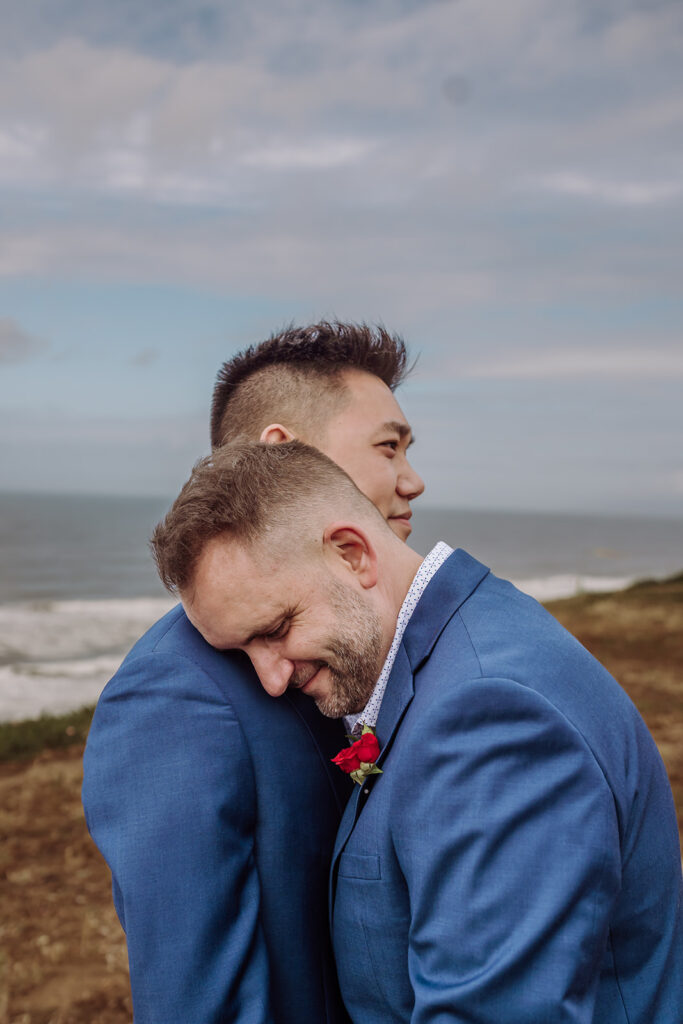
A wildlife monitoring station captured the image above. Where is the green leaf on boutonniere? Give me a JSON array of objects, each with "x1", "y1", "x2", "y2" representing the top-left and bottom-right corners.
[{"x1": 349, "y1": 762, "x2": 383, "y2": 786}]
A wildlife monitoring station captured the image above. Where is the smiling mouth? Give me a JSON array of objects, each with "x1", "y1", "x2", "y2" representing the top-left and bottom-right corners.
[{"x1": 290, "y1": 662, "x2": 326, "y2": 692}]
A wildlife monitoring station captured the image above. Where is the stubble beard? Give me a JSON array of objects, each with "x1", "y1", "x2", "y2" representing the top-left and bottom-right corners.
[{"x1": 310, "y1": 578, "x2": 385, "y2": 719}]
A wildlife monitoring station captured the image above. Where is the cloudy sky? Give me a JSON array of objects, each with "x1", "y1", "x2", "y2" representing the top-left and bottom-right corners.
[{"x1": 1, "y1": 0, "x2": 682, "y2": 514}]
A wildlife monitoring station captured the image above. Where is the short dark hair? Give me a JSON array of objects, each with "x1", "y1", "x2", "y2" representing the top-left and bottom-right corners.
[
  {"x1": 151, "y1": 439, "x2": 383, "y2": 594},
  {"x1": 210, "y1": 321, "x2": 412, "y2": 449}
]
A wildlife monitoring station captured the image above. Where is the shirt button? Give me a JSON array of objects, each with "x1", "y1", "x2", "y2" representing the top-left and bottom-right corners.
[{"x1": 363, "y1": 788, "x2": 370, "y2": 794}]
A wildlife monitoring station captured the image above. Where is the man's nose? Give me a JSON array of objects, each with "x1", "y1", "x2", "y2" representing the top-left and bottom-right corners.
[
  {"x1": 398, "y1": 460, "x2": 425, "y2": 500},
  {"x1": 248, "y1": 647, "x2": 294, "y2": 697}
]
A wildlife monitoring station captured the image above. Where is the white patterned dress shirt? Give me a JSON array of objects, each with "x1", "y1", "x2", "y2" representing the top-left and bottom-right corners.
[{"x1": 343, "y1": 541, "x2": 453, "y2": 737}]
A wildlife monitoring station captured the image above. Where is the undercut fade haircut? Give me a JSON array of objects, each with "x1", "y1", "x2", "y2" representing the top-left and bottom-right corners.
[
  {"x1": 210, "y1": 321, "x2": 412, "y2": 449},
  {"x1": 151, "y1": 440, "x2": 384, "y2": 594}
]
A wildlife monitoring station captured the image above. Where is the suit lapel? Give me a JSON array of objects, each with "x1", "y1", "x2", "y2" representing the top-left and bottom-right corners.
[
  {"x1": 330, "y1": 642, "x2": 415, "y2": 916},
  {"x1": 330, "y1": 549, "x2": 491, "y2": 901},
  {"x1": 374, "y1": 644, "x2": 414, "y2": 764},
  {"x1": 333, "y1": 643, "x2": 415, "y2": 847}
]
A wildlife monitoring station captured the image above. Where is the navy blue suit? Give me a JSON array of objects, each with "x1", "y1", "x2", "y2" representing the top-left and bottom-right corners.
[
  {"x1": 331, "y1": 550, "x2": 682, "y2": 1023},
  {"x1": 83, "y1": 605, "x2": 352, "y2": 1024}
]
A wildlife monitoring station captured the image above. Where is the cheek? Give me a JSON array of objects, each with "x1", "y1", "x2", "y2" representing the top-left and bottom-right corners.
[
  {"x1": 290, "y1": 620, "x2": 337, "y2": 657},
  {"x1": 353, "y1": 460, "x2": 396, "y2": 514}
]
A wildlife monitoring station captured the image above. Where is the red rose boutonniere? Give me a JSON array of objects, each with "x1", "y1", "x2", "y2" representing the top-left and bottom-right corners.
[{"x1": 332, "y1": 723, "x2": 383, "y2": 786}]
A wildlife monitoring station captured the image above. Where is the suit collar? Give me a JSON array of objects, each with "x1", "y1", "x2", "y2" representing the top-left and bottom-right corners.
[
  {"x1": 402, "y1": 548, "x2": 489, "y2": 672},
  {"x1": 374, "y1": 644, "x2": 413, "y2": 754}
]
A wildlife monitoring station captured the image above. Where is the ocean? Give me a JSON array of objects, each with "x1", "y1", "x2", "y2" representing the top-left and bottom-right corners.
[{"x1": 0, "y1": 491, "x2": 681, "y2": 722}]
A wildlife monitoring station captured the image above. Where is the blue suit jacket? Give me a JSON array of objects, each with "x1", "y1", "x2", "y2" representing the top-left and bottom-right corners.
[
  {"x1": 83, "y1": 604, "x2": 352, "y2": 1024},
  {"x1": 331, "y1": 550, "x2": 683, "y2": 1023}
]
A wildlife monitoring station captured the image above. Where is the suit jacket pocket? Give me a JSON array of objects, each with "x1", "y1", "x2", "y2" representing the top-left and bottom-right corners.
[
  {"x1": 334, "y1": 861, "x2": 412, "y2": 1020},
  {"x1": 337, "y1": 852, "x2": 381, "y2": 880}
]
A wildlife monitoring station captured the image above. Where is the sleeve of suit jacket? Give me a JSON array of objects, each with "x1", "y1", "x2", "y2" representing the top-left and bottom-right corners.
[
  {"x1": 82, "y1": 650, "x2": 275, "y2": 1024},
  {"x1": 392, "y1": 676, "x2": 622, "y2": 1024}
]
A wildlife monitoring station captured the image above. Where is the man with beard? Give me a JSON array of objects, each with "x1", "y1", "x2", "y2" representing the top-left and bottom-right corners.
[
  {"x1": 82, "y1": 322, "x2": 424, "y2": 1024},
  {"x1": 152, "y1": 439, "x2": 682, "y2": 1024}
]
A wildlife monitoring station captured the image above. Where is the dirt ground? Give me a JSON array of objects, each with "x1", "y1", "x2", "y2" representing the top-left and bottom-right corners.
[
  {"x1": 1, "y1": 577, "x2": 681, "y2": 1023},
  {"x1": 548, "y1": 574, "x2": 683, "y2": 838},
  {"x1": 0, "y1": 747, "x2": 131, "y2": 1023}
]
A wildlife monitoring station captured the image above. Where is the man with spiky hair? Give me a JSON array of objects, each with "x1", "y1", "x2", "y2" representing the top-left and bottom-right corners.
[
  {"x1": 211, "y1": 321, "x2": 412, "y2": 445},
  {"x1": 83, "y1": 322, "x2": 424, "y2": 1024},
  {"x1": 210, "y1": 321, "x2": 421, "y2": 539}
]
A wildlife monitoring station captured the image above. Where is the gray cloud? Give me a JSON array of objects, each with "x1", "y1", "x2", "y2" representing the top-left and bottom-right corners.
[
  {"x1": 130, "y1": 348, "x2": 160, "y2": 367},
  {"x1": 0, "y1": 1, "x2": 681, "y2": 512},
  {"x1": 0, "y1": 2, "x2": 678, "y2": 202},
  {"x1": 532, "y1": 173, "x2": 683, "y2": 207},
  {"x1": 456, "y1": 348, "x2": 683, "y2": 381},
  {"x1": 441, "y1": 74, "x2": 470, "y2": 106},
  {"x1": 1, "y1": 0, "x2": 463, "y2": 62},
  {"x1": 0, "y1": 1, "x2": 679, "y2": 302},
  {"x1": 1, "y1": 1, "x2": 242, "y2": 62},
  {"x1": 0, "y1": 318, "x2": 47, "y2": 364}
]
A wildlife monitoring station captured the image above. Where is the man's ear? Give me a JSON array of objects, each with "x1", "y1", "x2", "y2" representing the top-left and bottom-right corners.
[
  {"x1": 260, "y1": 423, "x2": 296, "y2": 445},
  {"x1": 323, "y1": 524, "x2": 378, "y2": 590}
]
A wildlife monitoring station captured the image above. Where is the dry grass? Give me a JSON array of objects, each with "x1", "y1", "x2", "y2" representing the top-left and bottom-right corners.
[
  {"x1": 0, "y1": 748, "x2": 131, "y2": 1023},
  {"x1": 547, "y1": 574, "x2": 683, "y2": 840}
]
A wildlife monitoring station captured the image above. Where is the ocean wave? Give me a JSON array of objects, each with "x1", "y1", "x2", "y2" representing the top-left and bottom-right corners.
[
  {"x1": 0, "y1": 596, "x2": 176, "y2": 666},
  {"x1": 512, "y1": 574, "x2": 635, "y2": 602},
  {"x1": 0, "y1": 656, "x2": 125, "y2": 722},
  {"x1": 0, "y1": 596, "x2": 176, "y2": 722}
]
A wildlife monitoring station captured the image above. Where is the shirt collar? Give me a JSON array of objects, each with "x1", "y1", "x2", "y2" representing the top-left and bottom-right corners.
[{"x1": 343, "y1": 542, "x2": 453, "y2": 737}]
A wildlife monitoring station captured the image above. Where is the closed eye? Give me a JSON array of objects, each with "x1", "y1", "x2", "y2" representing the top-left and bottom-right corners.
[
  {"x1": 264, "y1": 610, "x2": 296, "y2": 643},
  {"x1": 246, "y1": 616, "x2": 292, "y2": 645},
  {"x1": 264, "y1": 617, "x2": 291, "y2": 640}
]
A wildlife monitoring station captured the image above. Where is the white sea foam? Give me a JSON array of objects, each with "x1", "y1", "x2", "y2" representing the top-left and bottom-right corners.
[
  {"x1": 512, "y1": 574, "x2": 635, "y2": 602},
  {"x1": 0, "y1": 656, "x2": 125, "y2": 722},
  {"x1": 0, "y1": 597, "x2": 176, "y2": 722}
]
